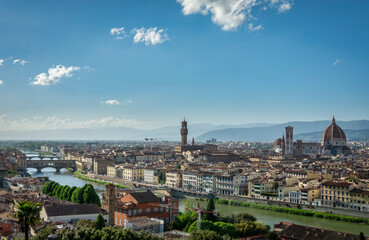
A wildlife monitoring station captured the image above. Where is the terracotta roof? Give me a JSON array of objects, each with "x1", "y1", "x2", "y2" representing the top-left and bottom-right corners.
[
  {"x1": 275, "y1": 222, "x2": 360, "y2": 240},
  {"x1": 127, "y1": 191, "x2": 159, "y2": 203},
  {"x1": 321, "y1": 181, "x2": 351, "y2": 188},
  {"x1": 321, "y1": 117, "x2": 346, "y2": 141},
  {"x1": 43, "y1": 203, "x2": 105, "y2": 217}
]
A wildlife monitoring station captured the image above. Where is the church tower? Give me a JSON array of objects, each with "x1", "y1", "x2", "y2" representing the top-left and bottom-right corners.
[
  {"x1": 181, "y1": 118, "x2": 188, "y2": 146},
  {"x1": 105, "y1": 184, "x2": 115, "y2": 226},
  {"x1": 285, "y1": 126, "x2": 293, "y2": 155},
  {"x1": 281, "y1": 134, "x2": 286, "y2": 155}
]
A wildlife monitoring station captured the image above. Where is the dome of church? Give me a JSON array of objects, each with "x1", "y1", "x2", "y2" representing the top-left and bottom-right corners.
[
  {"x1": 274, "y1": 138, "x2": 282, "y2": 147},
  {"x1": 321, "y1": 116, "x2": 346, "y2": 142}
]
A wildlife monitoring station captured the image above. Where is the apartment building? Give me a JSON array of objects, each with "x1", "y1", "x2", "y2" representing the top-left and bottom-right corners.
[
  {"x1": 165, "y1": 171, "x2": 182, "y2": 188},
  {"x1": 321, "y1": 181, "x2": 352, "y2": 208},
  {"x1": 144, "y1": 168, "x2": 157, "y2": 184}
]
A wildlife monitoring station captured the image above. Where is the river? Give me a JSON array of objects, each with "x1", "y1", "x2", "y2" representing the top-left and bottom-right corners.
[{"x1": 26, "y1": 155, "x2": 369, "y2": 235}]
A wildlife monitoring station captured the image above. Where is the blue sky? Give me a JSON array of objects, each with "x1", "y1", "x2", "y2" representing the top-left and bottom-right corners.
[{"x1": 0, "y1": 0, "x2": 368, "y2": 131}]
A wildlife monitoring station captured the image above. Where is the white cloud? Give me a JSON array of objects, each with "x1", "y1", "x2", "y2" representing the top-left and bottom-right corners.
[
  {"x1": 110, "y1": 27, "x2": 127, "y2": 39},
  {"x1": 0, "y1": 80, "x2": 3, "y2": 85},
  {"x1": 278, "y1": 2, "x2": 291, "y2": 13},
  {"x1": 32, "y1": 65, "x2": 80, "y2": 86},
  {"x1": 248, "y1": 23, "x2": 263, "y2": 31},
  {"x1": 132, "y1": 27, "x2": 169, "y2": 45},
  {"x1": 105, "y1": 100, "x2": 120, "y2": 105},
  {"x1": 0, "y1": 114, "x2": 7, "y2": 123},
  {"x1": 0, "y1": 59, "x2": 4, "y2": 66},
  {"x1": 177, "y1": 0, "x2": 293, "y2": 31},
  {"x1": 333, "y1": 59, "x2": 341, "y2": 66},
  {"x1": 13, "y1": 59, "x2": 28, "y2": 65}
]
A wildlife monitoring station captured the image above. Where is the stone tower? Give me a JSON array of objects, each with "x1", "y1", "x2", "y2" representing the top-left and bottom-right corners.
[
  {"x1": 105, "y1": 184, "x2": 115, "y2": 226},
  {"x1": 281, "y1": 134, "x2": 286, "y2": 155},
  {"x1": 285, "y1": 126, "x2": 293, "y2": 155},
  {"x1": 181, "y1": 118, "x2": 188, "y2": 146}
]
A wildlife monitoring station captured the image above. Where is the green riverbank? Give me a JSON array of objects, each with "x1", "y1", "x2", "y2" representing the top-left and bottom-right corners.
[
  {"x1": 73, "y1": 171, "x2": 131, "y2": 189},
  {"x1": 195, "y1": 198, "x2": 369, "y2": 225}
]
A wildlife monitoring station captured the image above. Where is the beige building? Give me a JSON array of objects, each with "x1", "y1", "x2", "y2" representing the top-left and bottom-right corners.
[
  {"x1": 123, "y1": 167, "x2": 144, "y2": 181},
  {"x1": 93, "y1": 159, "x2": 114, "y2": 175},
  {"x1": 165, "y1": 171, "x2": 182, "y2": 188}
]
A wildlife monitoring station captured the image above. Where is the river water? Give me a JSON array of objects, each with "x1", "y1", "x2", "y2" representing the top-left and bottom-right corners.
[{"x1": 26, "y1": 155, "x2": 369, "y2": 235}]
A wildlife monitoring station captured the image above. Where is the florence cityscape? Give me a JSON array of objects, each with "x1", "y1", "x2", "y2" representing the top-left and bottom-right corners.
[{"x1": 0, "y1": 0, "x2": 369, "y2": 240}]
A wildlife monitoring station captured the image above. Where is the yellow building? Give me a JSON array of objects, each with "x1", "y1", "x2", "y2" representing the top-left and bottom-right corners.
[
  {"x1": 349, "y1": 188, "x2": 369, "y2": 212},
  {"x1": 321, "y1": 181, "x2": 351, "y2": 208},
  {"x1": 123, "y1": 167, "x2": 144, "y2": 181}
]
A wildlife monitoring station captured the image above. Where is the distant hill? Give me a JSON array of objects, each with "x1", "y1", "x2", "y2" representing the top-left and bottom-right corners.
[
  {"x1": 197, "y1": 120, "x2": 369, "y2": 142},
  {"x1": 1, "y1": 120, "x2": 368, "y2": 141},
  {"x1": 295, "y1": 128, "x2": 369, "y2": 142},
  {"x1": 0, "y1": 122, "x2": 275, "y2": 141}
]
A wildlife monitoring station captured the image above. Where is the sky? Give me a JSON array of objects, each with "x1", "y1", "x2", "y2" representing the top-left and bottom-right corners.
[{"x1": 0, "y1": 0, "x2": 368, "y2": 131}]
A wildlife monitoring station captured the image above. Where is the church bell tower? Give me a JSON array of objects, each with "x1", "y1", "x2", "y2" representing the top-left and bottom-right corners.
[
  {"x1": 181, "y1": 118, "x2": 188, "y2": 146},
  {"x1": 105, "y1": 184, "x2": 115, "y2": 226}
]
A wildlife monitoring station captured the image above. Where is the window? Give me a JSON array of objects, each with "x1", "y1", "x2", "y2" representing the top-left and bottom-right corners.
[
  {"x1": 146, "y1": 208, "x2": 151, "y2": 213},
  {"x1": 138, "y1": 209, "x2": 142, "y2": 213},
  {"x1": 166, "y1": 217, "x2": 169, "y2": 223},
  {"x1": 119, "y1": 219, "x2": 122, "y2": 225},
  {"x1": 160, "y1": 207, "x2": 164, "y2": 212},
  {"x1": 128, "y1": 210, "x2": 132, "y2": 216},
  {"x1": 154, "y1": 207, "x2": 158, "y2": 212},
  {"x1": 133, "y1": 210, "x2": 137, "y2": 215}
]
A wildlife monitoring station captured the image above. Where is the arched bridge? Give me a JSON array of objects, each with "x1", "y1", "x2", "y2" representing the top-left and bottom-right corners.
[
  {"x1": 26, "y1": 156, "x2": 59, "y2": 161},
  {"x1": 26, "y1": 160, "x2": 76, "y2": 173}
]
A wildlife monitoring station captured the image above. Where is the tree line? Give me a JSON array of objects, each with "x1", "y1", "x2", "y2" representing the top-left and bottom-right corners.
[{"x1": 41, "y1": 181, "x2": 101, "y2": 207}]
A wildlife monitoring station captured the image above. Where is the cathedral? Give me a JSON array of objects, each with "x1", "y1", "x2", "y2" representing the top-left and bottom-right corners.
[{"x1": 274, "y1": 116, "x2": 351, "y2": 156}]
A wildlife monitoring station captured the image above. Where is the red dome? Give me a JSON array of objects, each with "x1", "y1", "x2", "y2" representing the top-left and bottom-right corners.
[
  {"x1": 321, "y1": 117, "x2": 346, "y2": 142},
  {"x1": 274, "y1": 138, "x2": 282, "y2": 147}
]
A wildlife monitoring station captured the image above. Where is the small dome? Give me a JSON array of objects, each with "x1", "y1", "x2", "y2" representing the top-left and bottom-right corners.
[{"x1": 321, "y1": 116, "x2": 346, "y2": 142}]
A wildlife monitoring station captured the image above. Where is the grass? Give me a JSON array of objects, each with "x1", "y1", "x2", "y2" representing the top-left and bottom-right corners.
[
  {"x1": 210, "y1": 198, "x2": 369, "y2": 225},
  {"x1": 74, "y1": 171, "x2": 131, "y2": 189}
]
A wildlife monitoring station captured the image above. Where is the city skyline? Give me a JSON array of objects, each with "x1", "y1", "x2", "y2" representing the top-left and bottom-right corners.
[{"x1": 1, "y1": 0, "x2": 369, "y2": 132}]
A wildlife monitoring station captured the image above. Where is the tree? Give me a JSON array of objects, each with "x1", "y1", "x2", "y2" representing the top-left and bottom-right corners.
[
  {"x1": 71, "y1": 187, "x2": 82, "y2": 203},
  {"x1": 266, "y1": 231, "x2": 279, "y2": 240},
  {"x1": 94, "y1": 214, "x2": 106, "y2": 230},
  {"x1": 232, "y1": 212, "x2": 257, "y2": 223},
  {"x1": 67, "y1": 186, "x2": 77, "y2": 201},
  {"x1": 158, "y1": 171, "x2": 166, "y2": 184},
  {"x1": 203, "y1": 198, "x2": 217, "y2": 222},
  {"x1": 15, "y1": 201, "x2": 42, "y2": 240},
  {"x1": 61, "y1": 185, "x2": 71, "y2": 200},
  {"x1": 358, "y1": 232, "x2": 365, "y2": 240},
  {"x1": 83, "y1": 185, "x2": 101, "y2": 206},
  {"x1": 32, "y1": 226, "x2": 56, "y2": 240},
  {"x1": 235, "y1": 221, "x2": 270, "y2": 238},
  {"x1": 213, "y1": 222, "x2": 237, "y2": 238},
  {"x1": 188, "y1": 230, "x2": 227, "y2": 240},
  {"x1": 77, "y1": 219, "x2": 95, "y2": 228}
]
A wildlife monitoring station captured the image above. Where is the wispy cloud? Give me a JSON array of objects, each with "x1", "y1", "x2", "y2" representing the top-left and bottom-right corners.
[
  {"x1": 278, "y1": 2, "x2": 292, "y2": 13},
  {"x1": 333, "y1": 59, "x2": 341, "y2": 66},
  {"x1": 32, "y1": 65, "x2": 80, "y2": 86},
  {"x1": 176, "y1": 0, "x2": 293, "y2": 31},
  {"x1": 103, "y1": 99, "x2": 132, "y2": 105},
  {"x1": 13, "y1": 59, "x2": 28, "y2": 65},
  {"x1": 110, "y1": 27, "x2": 127, "y2": 39},
  {"x1": 0, "y1": 59, "x2": 4, "y2": 66},
  {"x1": 0, "y1": 80, "x2": 3, "y2": 85},
  {"x1": 105, "y1": 100, "x2": 120, "y2": 105},
  {"x1": 0, "y1": 115, "x2": 141, "y2": 131},
  {"x1": 110, "y1": 27, "x2": 169, "y2": 45},
  {"x1": 248, "y1": 23, "x2": 263, "y2": 31}
]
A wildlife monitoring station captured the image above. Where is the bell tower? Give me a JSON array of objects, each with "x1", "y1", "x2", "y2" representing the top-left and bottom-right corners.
[
  {"x1": 285, "y1": 126, "x2": 293, "y2": 155},
  {"x1": 105, "y1": 184, "x2": 115, "y2": 226},
  {"x1": 181, "y1": 118, "x2": 188, "y2": 146}
]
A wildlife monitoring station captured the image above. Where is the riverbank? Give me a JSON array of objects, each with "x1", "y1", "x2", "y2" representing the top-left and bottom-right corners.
[
  {"x1": 196, "y1": 198, "x2": 369, "y2": 225},
  {"x1": 73, "y1": 171, "x2": 131, "y2": 189}
]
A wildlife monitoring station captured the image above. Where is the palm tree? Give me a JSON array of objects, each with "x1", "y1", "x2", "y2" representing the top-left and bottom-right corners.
[{"x1": 15, "y1": 201, "x2": 42, "y2": 240}]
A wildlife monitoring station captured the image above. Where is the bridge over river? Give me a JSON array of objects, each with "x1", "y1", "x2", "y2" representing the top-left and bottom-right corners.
[{"x1": 26, "y1": 159, "x2": 76, "y2": 173}]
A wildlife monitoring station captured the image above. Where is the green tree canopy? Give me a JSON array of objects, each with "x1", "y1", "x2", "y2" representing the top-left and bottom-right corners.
[
  {"x1": 15, "y1": 201, "x2": 42, "y2": 240},
  {"x1": 94, "y1": 214, "x2": 106, "y2": 230}
]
